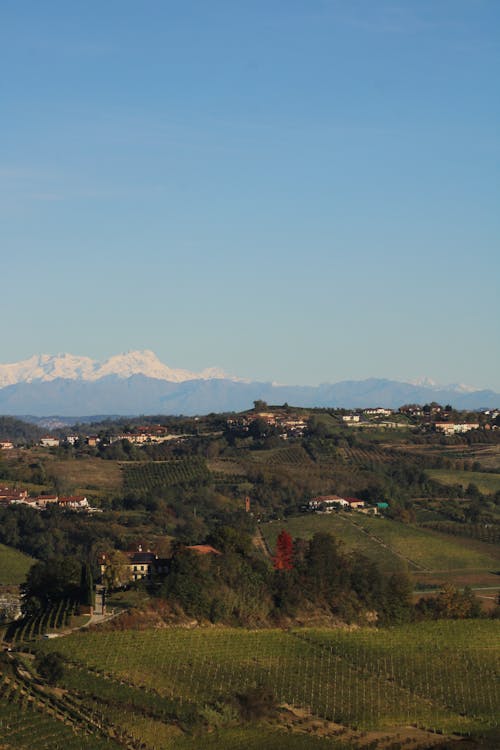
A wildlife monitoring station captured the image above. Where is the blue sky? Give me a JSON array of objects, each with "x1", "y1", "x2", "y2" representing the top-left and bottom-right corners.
[{"x1": 1, "y1": 1, "x2": 499, "y2": 389}]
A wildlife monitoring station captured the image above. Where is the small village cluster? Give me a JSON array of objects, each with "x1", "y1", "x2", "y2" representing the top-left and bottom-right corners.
[
  {"x1": 226, "y1": 410, "x2": 308, "y2": 438},
  {"x1": 0, "y1": 486, "x2": 98, "y2": 513}
]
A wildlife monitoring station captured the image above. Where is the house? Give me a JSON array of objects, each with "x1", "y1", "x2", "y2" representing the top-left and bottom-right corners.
[
  {"x1": 99, "y1": 545, "x2": 170, "y2": 583},
  {"x1": 0, "y1": 486, "x2": 29, "y2": 505},
  {"x1": 363, "y1": 408, "x2": 393, "y2": 417},
  {"x1": 308, "y1": 495, "x2": 348, "y2": 512},
  {"x1": 184, "y1": 544, "x2": 222, "y2": 556},
  {"x1": 342, "y1": 415, "x2": 360, "y2": 423},
  {"x1": 435, "y1": 422, "x2": 479, "y2": 436},
  {"x1": 58, "y1": 495, "x2": 89, "y2": 510},
  {"x1": 0, "y1": 441, "x2": 14, "y2": 450},
  {"x1": 33, "y1": 494, "x2": 59, "y2": 508},
  {"x1": 40, "y1": 436, "x2": 60, "y2": 448},
  {"x1": 345, "y1": 497, "x2": 366, "y2": 509}
]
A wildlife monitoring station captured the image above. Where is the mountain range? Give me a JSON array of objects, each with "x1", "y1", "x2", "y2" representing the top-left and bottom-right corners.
[{"x1": 0, "y1": 351, "x2": 497, "y2": 417}]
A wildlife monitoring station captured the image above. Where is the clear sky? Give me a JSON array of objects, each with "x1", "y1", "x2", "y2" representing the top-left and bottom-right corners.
[{"x1": 1, "y1": 1, "x2": 499, "y2": 389}]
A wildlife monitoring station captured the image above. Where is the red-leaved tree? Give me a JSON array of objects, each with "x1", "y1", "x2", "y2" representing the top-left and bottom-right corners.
[{"x1": 273, "y1": 529, "x2": 294, "y2": 571}]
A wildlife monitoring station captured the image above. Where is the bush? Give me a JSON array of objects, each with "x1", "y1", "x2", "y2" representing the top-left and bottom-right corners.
[
  {"x1": 35, "y1": 651, "x2": 65, "y2": 684},
  {"x1": 235, "y1": 684, "x2": 276, "y2": 721}
]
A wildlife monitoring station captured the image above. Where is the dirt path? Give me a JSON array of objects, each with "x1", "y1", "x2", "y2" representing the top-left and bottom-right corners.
[{"x1": 253, "y1": 525, "x2": 272, "y2": 560}]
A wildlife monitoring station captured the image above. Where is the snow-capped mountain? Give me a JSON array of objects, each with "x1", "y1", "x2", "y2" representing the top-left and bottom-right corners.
[
  {"x1": 0, "y1": 352, "x2": 497, "y2": 416},
  {"x1": 0, "y1": 350, "x2": 230, "y2": 388},
  {"x1": 409, "y1": 377, "x2": 480, "y2": 394}
]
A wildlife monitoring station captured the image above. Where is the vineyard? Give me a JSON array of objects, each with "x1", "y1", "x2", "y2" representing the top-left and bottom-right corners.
[
  {"x1": 35, "y1": 621, "x2": 499, "y2": 737},
  {"x1": 5, "y1": 599, "x2": 76, "y2": 645},
  {"x1": 422, "y1": 521, "x2": 500, "y2": 545},
  {"x1": 338, "y1": 447, "x2": 400, "y2": 467},
  {"x1": 263, "y1": 513, "x2": 500, "y2": 578},
  {"x1": 0, "y1": 657, "x2": 120, "y2": 749},
  {"x1": 249, "y1": 446, "x2": 313, "y2": 467},
  {"x1": 123, "y1": 457, "x2": 210, "y2": 492}
]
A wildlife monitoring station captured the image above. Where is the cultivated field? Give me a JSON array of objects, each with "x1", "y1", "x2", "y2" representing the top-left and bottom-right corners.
[
  {"x1": 261, "y1": 513, "x2": 500, "y2": 588},
  {"x1": 49, "y1": 456, "x2": 123, "y2": 494},
  {"x1": 426, "y1": 469, "x2": 500, "y2": 495},
  {"x1": 36, "y1": 621, "x2": 499, "y2": 739}
]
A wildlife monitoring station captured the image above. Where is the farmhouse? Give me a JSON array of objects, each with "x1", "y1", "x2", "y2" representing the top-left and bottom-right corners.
[
  {"x1": 58, "y1": 495, "x2": 89, "y2": 510},
  {"x1": 32, "y1": 494, "x2": 59, "y2": 508},
  {"x1": 345, "y1": 497, "x2": 366, "y2": 509},
  {"x1": 435, "y1": 422, "x2": 480, "y2": 435},
  {"x1": 0, "y1": 441, "x2": 14, "y2": 450},
  {"x1": 40, "y1": 436, "x2": 60, "y2": 448},
  {"x1": 308, "y1": 495, "x2": 348, "y2": 512}
]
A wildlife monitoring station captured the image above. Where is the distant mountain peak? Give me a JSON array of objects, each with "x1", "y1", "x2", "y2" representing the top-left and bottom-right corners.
[
  {"x1": 408, "y1": 376, "x2": 480, "y2": 393},
  {"x1": 0, "y1": 350, "x2": 233, "y2": 387}
]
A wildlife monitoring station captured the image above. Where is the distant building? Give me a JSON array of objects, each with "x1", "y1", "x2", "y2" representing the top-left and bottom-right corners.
[
  {"x1": 58, "y1": 495, "x2": 89, "y2": 510},
  {"x1": 40, "y1": 436, "x2": 60, "y2": 448},
  {"x1": 0, "y1": 441, "x2": 14, "y2": 450},
  {"x1": 342, "y1": 415, "x2": 360, "y2": 423},
  {"x1": 32, "y1": 494, "x2": 59, "y2": 508},
  {"x1": 435, "y1": 422, "x2": 479, "y2": 435},
  {"x1": 99, "y1": 545, "x2": 170, "y2": 583},
  {"x1": 184, "y1": 544, "x2": 222, "y2": 556},
  {"x1": 344, "y1": 497, "x2": 366, "y2": 509},
  {"x1": 308, "y1": 495, "x2": 348, "y2": 512}
]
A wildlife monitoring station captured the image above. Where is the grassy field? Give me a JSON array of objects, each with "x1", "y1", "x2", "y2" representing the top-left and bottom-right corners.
[
  {"x1": 36, "y1": 621, "x2": 499, "y2": 738},
  {"x1": 426, "y1": 469, "x2": 500, "y2": 495},
  {"x1": 261, "y1": 513, "x2": 500, "y2": 586},
  {"x1": 0, "y1": 543, "x2": 35, "y2": 585},
  {"x1": 49, "y1": 456, "x2": 123, "y2": 495}
]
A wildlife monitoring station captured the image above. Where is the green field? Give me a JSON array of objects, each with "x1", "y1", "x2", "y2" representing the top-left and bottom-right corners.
[
  {"x1": 261, "y1": 513, "x2": 500, "y2": 582},
  {"x1": 427, "y1": 469, "x2": 500, "y2": 495},
  {"x1": 0, "y1": 543, "x2": 35, "y2": 585},
  {"x1": 36, "y1": 621, "x2": 499, "y2": 738}
]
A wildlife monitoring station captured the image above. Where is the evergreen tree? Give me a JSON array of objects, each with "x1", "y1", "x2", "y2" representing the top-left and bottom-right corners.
[{"x1": 80, "y1": 563, "x2": 95, "y2": 608}]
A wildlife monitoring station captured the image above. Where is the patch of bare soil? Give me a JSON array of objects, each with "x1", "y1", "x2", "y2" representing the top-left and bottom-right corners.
[{"x1": 276, "y1": 704, "x2": 469, "y2": 750}]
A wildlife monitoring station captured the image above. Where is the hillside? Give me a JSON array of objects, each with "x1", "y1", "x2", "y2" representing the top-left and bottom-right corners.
[
  {"x1": 21, "y1": 620, "x2": 497, "y2": 748},
  {"x1": 0, "y1": 543, "x2": 35, "y2": 586}
]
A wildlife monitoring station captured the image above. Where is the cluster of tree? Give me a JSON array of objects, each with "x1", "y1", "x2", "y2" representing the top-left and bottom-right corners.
[
  {"x1": 415, "y1": 584, "x2": 482, "y2": 620},
  {"x1": 159, "y1": 529, "x2": 414, "y2": 626},
  {"x1": 21, "y1": 557, "x2": 94, "y2": 616},
  {"x1": 0, "y1": 504, "x2": 126, "y2": 561},
  {"x1": 0, "y1": 416, "x2": 44, "y2": 443}
]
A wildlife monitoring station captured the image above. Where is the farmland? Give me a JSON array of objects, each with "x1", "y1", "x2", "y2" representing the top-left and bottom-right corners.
[
  {"x1": 261, "y1": 513, "x2": 500, "y2": 588},
  {"x1": 426, "y1": 469, "x2": 500, "y2": 495},
  {"x1": 123, "y1": 457, "x2": 210, "y2": 492},
  {"x1": 34, "y1": 621, "x2": 499, "y2": 741},
  {"x1": 0, "y1": 543, "x2": 35, "y2": 586}
]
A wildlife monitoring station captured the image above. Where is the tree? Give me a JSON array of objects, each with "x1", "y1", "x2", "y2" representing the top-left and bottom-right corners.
[
  {"x1": 253, "y1": 400, "x2": 268, "y2": 411},
  {"x1": 101, "y1": 550, "x2": 130, "y2": 589},
  {"x1": 273, "y1": 530, "x2": 293, "y2": 571},
  {"x1": 80, "y1": 562, "x2": 95, "y2": 608},
  {"x1": 22, "y1": 557, "x2": 81, "y2": 615}
]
